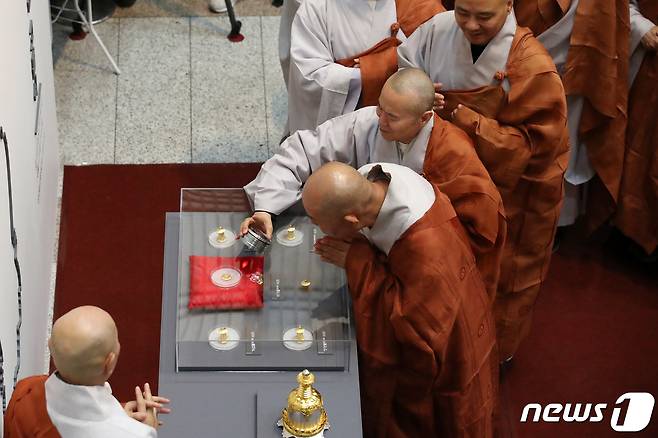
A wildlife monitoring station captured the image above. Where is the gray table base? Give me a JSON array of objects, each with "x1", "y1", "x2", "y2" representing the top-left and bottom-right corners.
[{"x1": 158, "y1": 213, "x2": 363, "y2": 438}]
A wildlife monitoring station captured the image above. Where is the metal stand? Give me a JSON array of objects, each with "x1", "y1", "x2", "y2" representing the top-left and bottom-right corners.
[
  {"x1": 224, "y1": 0, "x2": 244, "y2": 42},
  {"x1": 51, "y1": 0, "x2": 121, "y2": 74}
]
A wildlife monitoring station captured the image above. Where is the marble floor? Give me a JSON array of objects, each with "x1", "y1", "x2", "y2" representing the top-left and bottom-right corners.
[{"x1": 53, "y1": 15, "x2": 286, "y2": 166}]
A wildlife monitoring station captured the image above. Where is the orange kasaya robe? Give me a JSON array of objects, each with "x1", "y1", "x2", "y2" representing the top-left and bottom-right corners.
[
  {"x1": 346, "y1": 187, "x2": 498, "y2": 438},
  {"x1": 561, "y1": 0, "x2": 630, "y2": 231},
  {"x1": 335, "y1": 0, "x2": 446, "y2": 106},
  {"x1": 616, "y1": 1, "x2": 658, "y2": 254},
  {"x1": 423, "y1": 114, "x2": 507, "y2": 304},
  {"x1": 514, "y1": 0, "x2": 572, "y2": 36},
  {"x1": 4, "y1": 375, "x2": 62, "y2": 438},
  {"x1": 436, "y1": 27, "x2": 569, "y2": 360}
]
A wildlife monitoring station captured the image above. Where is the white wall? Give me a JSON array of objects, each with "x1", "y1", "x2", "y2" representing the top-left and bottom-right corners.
[{"x1": 0, "y1": 0, "x2": 60, "y2": 429}]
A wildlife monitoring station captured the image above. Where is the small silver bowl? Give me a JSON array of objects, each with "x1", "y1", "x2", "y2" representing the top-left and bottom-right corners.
[{"x1": 243, "y1": 227, "x2": 271, "y2": 253}]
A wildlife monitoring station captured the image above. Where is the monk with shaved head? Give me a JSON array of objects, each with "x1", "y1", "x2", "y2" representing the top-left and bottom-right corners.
[
  {"x1": 243, "y1": 68, "x2": 506, "y2": 303},
  {"x1": 49, "y1": 306, "x2": 121, "y2": 386},
  {"x1": 399, "y1": 0, "x2": 569, "y2": 362},
  {"x1": 4, "y1": 306, "x2": 170, "y2": 438},
  {"x1": 303, "y1": 161, "x2": 497, "y2": 437}
]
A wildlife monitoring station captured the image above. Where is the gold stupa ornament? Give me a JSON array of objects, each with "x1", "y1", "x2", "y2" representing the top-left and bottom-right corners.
[
  {"x1": 278, "y1": 370, "x2": 330, "y2": 437},
  {"x1": 218, "y1": 327, "x2": 229, "y2": 344},
  {"x1": 216, "y1": 226, "x2": 226, "y2": 242}
]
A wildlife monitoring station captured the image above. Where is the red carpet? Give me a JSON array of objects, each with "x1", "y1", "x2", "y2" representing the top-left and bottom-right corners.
[
  {"x1": 55, "y1": 164, "x2": 658, "y2": 436},
  {"x1": 54, "y1": 163, "x2": 261, "y2": 402},
  {"x1": 500, "y1": 227, "x2": 658, "y2": 437}
]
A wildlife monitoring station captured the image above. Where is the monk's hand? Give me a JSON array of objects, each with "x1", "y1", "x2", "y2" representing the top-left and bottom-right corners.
[
  {"x1": 124, "y1": 390, "x2": 170, "y2": 422},
  {"x1": 126, "y1": 384, "x2": 170, "y2": 428},
  {"x1": 353, "y1": 57, "x2": 360, "y2": 68},
  {"x1": 143, "y1": 383, "x2": 171, "y2": 425},
  {"x1": 641, "y1": 25, "x2": 658, "y2": 51},
  {"x1": 314, "y1": 237, "x2": 351, "y2": 268},
  {"x1": 450, "y1": 104, "x2": 479, "y2": 135},
  {"x1": 124, "y1": 399, "x2": 169, "y2": 420},
  {"x1": 433, "y1": 82, "x2": 445, "y2": 110},
  {"x1": 239, "y1": 211, "x2": 273, "y2": 239}
]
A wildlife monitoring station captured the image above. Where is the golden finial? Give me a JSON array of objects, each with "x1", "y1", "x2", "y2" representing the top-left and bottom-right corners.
[{"x1": 280, "y1": 370, "x2": 328, "y2": 437}]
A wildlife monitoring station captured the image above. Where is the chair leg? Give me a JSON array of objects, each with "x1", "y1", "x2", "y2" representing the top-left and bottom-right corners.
[{"x1": 74, "y1": 0, "x2": 122, "y2": 74}]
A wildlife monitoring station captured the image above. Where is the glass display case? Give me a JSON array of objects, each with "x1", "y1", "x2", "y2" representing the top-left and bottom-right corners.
[{"x1": 176, "y1": 188, "x2": 353, "y2": 372}]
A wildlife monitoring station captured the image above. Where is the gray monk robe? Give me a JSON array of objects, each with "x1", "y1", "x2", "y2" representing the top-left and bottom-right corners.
[
  {"x1": 348, "y1": 163, "x2": 497, "y2": 437},
  {"x1": 244, "y1": 107, "x2": 506, "y2": 301},
  {"x1": 287, "y1": 0, "x2": 444, "y2": 133}
]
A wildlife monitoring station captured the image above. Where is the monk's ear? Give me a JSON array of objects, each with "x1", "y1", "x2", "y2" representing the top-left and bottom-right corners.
[
  {"x1": 421, "y1": 110, "x2": 433, "y2": 124},
  {"x1": 104, "y1": 351, "x2": 118, "y2": 376},
  {"x1": 343, "y1": 214, "x2": 360, "y2": 225}
]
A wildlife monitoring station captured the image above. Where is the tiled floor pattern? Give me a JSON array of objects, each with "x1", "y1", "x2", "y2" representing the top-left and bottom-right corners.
[
  {"x1": 53, "y1": 15, "x2": 287, "y2": 165},
  {"x1": 113, "y1": 0, "x2": 282, "y2": 19}
]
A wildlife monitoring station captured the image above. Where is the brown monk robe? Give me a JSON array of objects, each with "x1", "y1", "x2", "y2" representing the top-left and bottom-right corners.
[
  {"x1": 335, "y1": 0, "x2": 446, "y2": 107},
  {"x1": 308, "y1": 162, "x2": 497, "y2": 438},
  {"x1": 398, "y1": 2, "x2": 569, "y2": 360},
  {"x1": 446, "y1": 29, "x2": 569, "y2": 362},
  {"x1": 514, "y1": 0, "x2": 571, "y2": 36},
  {"x1": 514, "y1": 1, "x2": 630, "y2": 233},
  {"x1": 561, "y1": 0, "x2": 630, "y2": 231},
  {"x1": 4, "y1": 375, "x2": 61, "y2": 438},
  {"x1": 616, "y1": 1, "x2": 658, "y2": 254},
  {"x1": 424, "y1": 114, "x2": 507, "y2": 304}
]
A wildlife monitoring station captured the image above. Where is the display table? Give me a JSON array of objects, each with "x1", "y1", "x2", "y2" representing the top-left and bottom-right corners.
[{"x1": 157, "y1": 188, "x2": 363, "y2": 437}]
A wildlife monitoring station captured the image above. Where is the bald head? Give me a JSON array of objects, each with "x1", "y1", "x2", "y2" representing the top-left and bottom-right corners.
[
  {"x1": 303, "y1": 162, "x2": 369, "y2": 221},
  {"x1": 49, "y1": 306, "x2": 119, "y2": 386},
  {"x1": 383, "y1": 68, "x2": 435, "y2": 116}
]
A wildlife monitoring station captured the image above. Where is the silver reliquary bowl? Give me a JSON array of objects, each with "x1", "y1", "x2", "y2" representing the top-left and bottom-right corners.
[{"x1": 242, "y1": 226, "x2": 271, "y2": 253}]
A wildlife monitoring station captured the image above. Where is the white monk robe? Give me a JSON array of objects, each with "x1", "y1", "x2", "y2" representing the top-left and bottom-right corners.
[
  {"x1": 279, "y1": 0, "x2": 303, "y2": 88},
  {"x1": 357, "y1": 163, "x2": 435, "y2": 254},
  {"x1": 45, "y1": 374, "x2": 157, "y2": 438},
  {"x1": 629, "y1": 0, "x2": 655, "y2": 84},
  {"x1": 287, "y1": 0, "x2": 406, "y2": 133},
  {"x1": 245, "y1": 106, "x2": 430, "y2": 214}
]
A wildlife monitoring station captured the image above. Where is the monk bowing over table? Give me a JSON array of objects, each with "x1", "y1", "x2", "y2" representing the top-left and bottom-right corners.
[
  {"x1": 286, "y1": 0, "x2": 444, "y2": 134},
  {"x1": 398, "y1": 0, "x2": 569, "y2": 362},
  {"x1": 243, "y1": 69, "x2": 506, "y2": 303},
  {"x1": 305, "y1": 162, "x2": 497, "y2": 437}
]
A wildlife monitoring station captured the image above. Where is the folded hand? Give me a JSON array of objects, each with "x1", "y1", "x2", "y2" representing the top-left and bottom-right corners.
[
  {"x1": 124, "y1": 383, "x2": 171, "y2": 428},
  {"x1": 314, "y1": 237, "x2": 351, "y2": 268}
]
